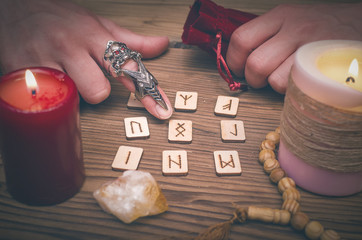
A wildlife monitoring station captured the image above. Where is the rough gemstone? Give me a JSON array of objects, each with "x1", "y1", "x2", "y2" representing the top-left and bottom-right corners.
[{"x1": 93, "y1": 170, "x2": 168, "y2": 223}]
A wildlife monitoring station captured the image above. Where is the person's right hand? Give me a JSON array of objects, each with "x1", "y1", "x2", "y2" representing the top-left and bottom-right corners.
[{"x1": 226, "y1": 3, "x2": 362, "y2": 94}]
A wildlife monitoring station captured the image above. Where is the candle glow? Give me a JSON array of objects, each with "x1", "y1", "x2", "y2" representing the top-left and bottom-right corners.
[
  {"x1": 317, "y1": 49, "x2": 362, "y2": 94},
  {"x1": 293, "y1": 41, "x2": 362, "y2": 109},
  {"x1": 25, "y1": 69, "x2": 38, "y2": 96},
  {"x1": 346, "y1": 58, "x2": 359, "y2": 84}
]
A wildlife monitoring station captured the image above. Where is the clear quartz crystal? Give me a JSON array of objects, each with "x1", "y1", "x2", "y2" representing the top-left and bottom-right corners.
[{"x1": 93, "y1": 170, "x2": 168, "y2": 223}]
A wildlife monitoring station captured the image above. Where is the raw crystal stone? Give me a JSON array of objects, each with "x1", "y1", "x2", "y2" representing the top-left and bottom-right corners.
[{"x1": 93, "y1": 170, "x2": 168, "y2": 223}]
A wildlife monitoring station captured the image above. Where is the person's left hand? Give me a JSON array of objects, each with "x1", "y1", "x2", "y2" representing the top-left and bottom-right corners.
[{"x1": 0, "y1": 0, "x2": 172, "y2": 119}]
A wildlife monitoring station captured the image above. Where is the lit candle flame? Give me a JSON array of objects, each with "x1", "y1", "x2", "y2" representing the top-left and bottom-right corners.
[
  {"x1": 25, "y1": 69, "x2": 38, "y2": 96},
  {"x1": 345, "y1": 59, "x2": 359, "y2": 84},
  {"x1": 348, "y1": 58, "x2": 358, "y2": 77}
]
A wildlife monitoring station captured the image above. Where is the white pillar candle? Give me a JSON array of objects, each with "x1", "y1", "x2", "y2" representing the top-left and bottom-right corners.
[{"x1": 279, "y1": 40, "x2": 362, "y2": 196}]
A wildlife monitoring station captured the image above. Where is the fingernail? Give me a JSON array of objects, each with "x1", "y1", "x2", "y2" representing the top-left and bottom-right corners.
[{"x1": 155, "y1": 102, "x2": 173, "y2": 120}]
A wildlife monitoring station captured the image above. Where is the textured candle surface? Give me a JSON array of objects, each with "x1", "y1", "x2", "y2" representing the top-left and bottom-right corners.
[{"x1": 0, "y1": 67, "x2": 84, "y2": 205}]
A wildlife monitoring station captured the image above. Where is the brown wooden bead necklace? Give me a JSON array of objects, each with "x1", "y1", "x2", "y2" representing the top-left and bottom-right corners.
[{"x1": 195, "y1": 127, "x2": 341, "y2": 240}]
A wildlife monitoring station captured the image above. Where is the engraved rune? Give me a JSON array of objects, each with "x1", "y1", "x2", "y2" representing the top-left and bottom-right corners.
[
  {"x1": 175, "y1": 123, "x2": 186, "y2": 137},
  {"x1": 169, "y1": 155, "x2": 182, "y2": 169},
  {"x1": 180, "y1": 94, "x2": 192, "y2": 105},
  {"x1": 125, "y1": 151, "x2": 131, "y2": 165},
  {"x1": 219, "y1": 154, "x2": 235, "y2": 168},
  {"x1": 230, "y1": 124, "x2": 238, "y2": 136},
  {"x1": 222, "y1": 99, "x2": 232, "y2": 111},
  {"x1": 130, "y1": 121, "x2": 142, "y2": 134}
]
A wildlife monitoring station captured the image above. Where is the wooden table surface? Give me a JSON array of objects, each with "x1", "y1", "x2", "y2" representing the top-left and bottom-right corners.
[{"x1": 1, "y1": 0, "x2": 361, "y2": 239}]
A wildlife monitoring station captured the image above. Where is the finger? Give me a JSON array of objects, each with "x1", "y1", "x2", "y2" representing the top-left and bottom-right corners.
[
  {"x1": 116, "y1": 60, "x2": 139, "y2": 92},
  {"x1": 244, "y1": 33, "x2": 298, "y2": 89},
  {"x1": 88, "y1": 17, "x2": 172, "y2": 119},
  {"x1": 268, "y1": 53, "x2": 295, "y2": 94},
  {"x1": 86, "y1": 26, "x2": 168, "y2": 76},
  {"x1": 226, "y1": 8, "x2": 284, "y2": 77},
  {"x1": 96, "y1": 15, "x2": 169, "y2": 58},
  {"x1": 2, "y1": 59, "x2": 64, "y2": 75},
  {"x1": 140, "y1": 87, "x2": 173, "y2": 120},
  {"x1": 62, "y1": 51, "x2": 111, "y2": 104},
  {"x1": 117, "y1": 61, "x2": 173, "y2": 120},
  {"x1": 35, "y1": 61, "x2": 65, "y2": 73},
  {"x1": 0, "y1": 42, "x2": 65, "y2": 74}
]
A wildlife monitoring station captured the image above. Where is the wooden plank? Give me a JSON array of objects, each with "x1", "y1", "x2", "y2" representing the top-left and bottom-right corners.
[
  {"x1": 162, "y1": 150, "x2": 188, "y2": 176},
  {"x1": 127, "y1": 92, "x2": 145, "y2": 109},
  {"x1": 220, "y1": 120, "x2": 246, "y2": 142},
  {"x1": 1, "y1": 47, "x2": 358, "y2": 240},
  {"x1": 174, "y1": 91, "x2": 198, "y2": 112},
  {"x1": 214, "y1": 96, "x2": 239, "y2": 117},
  {"x1": 1, "y1": 1, "x2": 361, "y2": 239},
  {"x1": 213, "y1": 150, "x2": 242, "y2": 176},
  {"x1": 168, "y1": 120, "x2": 192, "y2": 143},
  {"x1": 124, "y1": 117, "x2": 150, "y2": 139},
  {"x1": 112, "y1": 146, "x2": 144, "y2": 170}
]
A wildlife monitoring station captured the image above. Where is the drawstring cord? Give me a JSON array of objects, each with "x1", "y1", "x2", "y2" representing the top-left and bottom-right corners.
[{"x1": 213, "y1": 32, "x2": 248, "y2": 91}]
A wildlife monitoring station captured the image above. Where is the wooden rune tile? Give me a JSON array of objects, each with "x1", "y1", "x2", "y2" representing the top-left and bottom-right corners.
[
  {"x1": 112, "y1": 146, "x2": 144, "y2": 171},
  {"x1": 162, "y1": 150, "x2": 188, "y2": 176},
  {"x1": 213, "y1": 150, "x2": 242, "y2": 176},
  {"x1": 127, "y1": 92, "x2": 145, "y2": 109},
  {"x1": 214, "y1": 96, "x2": 239, "y2": 117},
  {"x1": 168, "y1": 120, "x2": 192, "y2": 143},
  {"x1": 220, "y1": 120, "x2": 246, "y2": 143},
  {"x1": 174, "y1": 91, "x2": 198, "y2": 112},
  {"x1": 124, "y1": 117, "x2": 150, "y2": 139}
]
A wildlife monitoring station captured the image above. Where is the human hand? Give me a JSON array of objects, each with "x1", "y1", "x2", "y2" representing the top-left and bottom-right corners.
[
  {"x1": 0, "y1": 0, "x2": 172, "y2": 119},
  {"x1": 226, "y1": 3, "x2": 362, "y2": 94}
]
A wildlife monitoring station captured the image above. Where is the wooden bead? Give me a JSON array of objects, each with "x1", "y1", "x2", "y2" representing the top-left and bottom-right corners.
[
  {"x1": 272, "y1": 209, "x2": 291, "y2": 225},
  {"x1": 269, "y1": 168, "x2": 287, "y2": 184},
  {"x1": 266, "y1": 131, "x2": 280, "y2": 145},
  {"x1": 258, "y1": 149, "x2": 275, "y2": 164},
  {"x1": 263, "y1": 158, "x2": 280, "y2": 174},
  {"x1": 305, "y1": 221, "x2": 324, "y2": 240},
  {"x1": 260, "y1": 139, "x2": 276, "y2": 150},
  {"x1": 291, "y1": 211, "x2": 309, "y2": 231},
  {"x1": 278, "y1": 177, "x2": 296, "y2": 193},
  {"x1": 275, "y1": 126, "x2": 281, "y2": 134},
  {"x1": 282, "y1": 187, "x2": 301, "y2": 201},
  {"x1": 247, "y1": 206, "x2": 290, "y2": 225},
  {"x1": 282, "y1": 198, "x2": 300, "y2": 214},
  {"x1": 320, "y1": 229, "x2": 340, "y2": 240}
]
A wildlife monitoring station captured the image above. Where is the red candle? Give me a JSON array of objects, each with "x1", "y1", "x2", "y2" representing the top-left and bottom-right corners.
[{"x1": 0, "y1": 67, "x2": 84, "y2": 205}]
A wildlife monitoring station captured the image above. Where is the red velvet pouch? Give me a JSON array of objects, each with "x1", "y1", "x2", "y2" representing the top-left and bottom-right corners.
[{"x1": 182, "y1": 0, "x2": 257, "y2": 91}]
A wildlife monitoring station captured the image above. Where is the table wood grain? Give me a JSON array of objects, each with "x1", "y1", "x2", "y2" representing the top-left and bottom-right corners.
[{"x1": 1, "y1": 0, "x2": 361, "y2": 239}]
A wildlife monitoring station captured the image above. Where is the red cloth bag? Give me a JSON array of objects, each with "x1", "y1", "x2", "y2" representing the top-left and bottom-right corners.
[{"x1": 182, "y1": 0, "x2": 257, "y2": 91}]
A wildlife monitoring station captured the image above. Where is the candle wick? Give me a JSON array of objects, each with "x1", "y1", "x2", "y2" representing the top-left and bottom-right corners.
[
  {"x1": 31, "y1": 89, "x2": 37, "y2": 97},
  {"x1": 345, "y1": 76, "x2": 355, "y2": 84}
]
